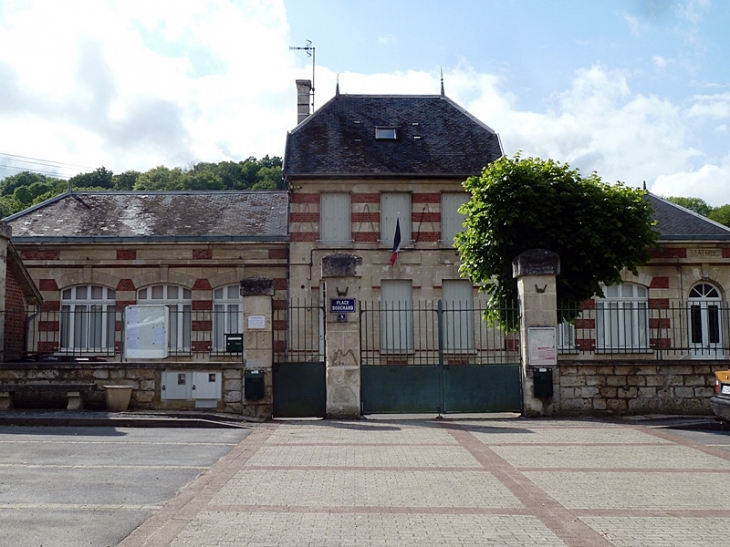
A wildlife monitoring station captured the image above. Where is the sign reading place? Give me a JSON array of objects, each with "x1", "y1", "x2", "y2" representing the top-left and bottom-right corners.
[{"x1": 330, "y1": 298, "x2": 356, "y2": 313}]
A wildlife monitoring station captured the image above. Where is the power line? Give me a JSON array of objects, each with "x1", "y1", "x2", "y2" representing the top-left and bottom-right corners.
[
  {"x1": 0, "y1": 151, "x2": 95, "y2": 170},
  {"x1": 0, "y1": 163, "x2": 71, "y2": 179}
]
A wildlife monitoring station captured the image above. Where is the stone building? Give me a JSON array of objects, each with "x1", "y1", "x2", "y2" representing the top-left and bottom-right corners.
[
  {"x1": 4, "y1": 80, "x2": 730, "y2": 417},
  {"x1": 0, "y1": 222, "x2": 42, "y2": 362}
]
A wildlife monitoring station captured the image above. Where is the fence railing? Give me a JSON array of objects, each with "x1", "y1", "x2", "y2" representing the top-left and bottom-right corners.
[
  {"x1": 558, "y1": 301, "x2": 730, "y2": 359},
  {"x1": 273, "y1": 298, "x2": 325, "y2": 363},
  {"x1": 23, "y1": 308, "x2": 244, "y2": 360},
  {"x1": 360, "y1": 300, "x2": 520, "y2": 365}
]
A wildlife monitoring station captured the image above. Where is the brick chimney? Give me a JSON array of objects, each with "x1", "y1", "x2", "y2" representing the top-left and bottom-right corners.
[{"x1": 296, "y1": 79, "x2": 312, "y2": 124}]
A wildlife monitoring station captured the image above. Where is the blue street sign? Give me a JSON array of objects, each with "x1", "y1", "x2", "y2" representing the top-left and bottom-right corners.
[{"x1": 330, "y1": 298, "x2": 356, "y2": 313}]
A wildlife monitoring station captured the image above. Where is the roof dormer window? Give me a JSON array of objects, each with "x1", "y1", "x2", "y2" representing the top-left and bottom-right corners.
[{"x1": 375, "y1": 127, "x2": 397, "y2": 140}]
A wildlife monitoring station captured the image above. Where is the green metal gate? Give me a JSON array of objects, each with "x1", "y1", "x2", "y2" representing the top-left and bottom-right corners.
[
  {"x1": 272, "y1": 299, "x2": 326, "y2": 418},
  {"x1": 360, "y1": 300, "x2": 522, "y2": 414}
]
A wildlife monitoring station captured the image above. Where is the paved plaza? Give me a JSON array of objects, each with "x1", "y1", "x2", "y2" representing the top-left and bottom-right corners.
[{"x1": 114, "y1": 416, "x2": 730, "y2": 547}]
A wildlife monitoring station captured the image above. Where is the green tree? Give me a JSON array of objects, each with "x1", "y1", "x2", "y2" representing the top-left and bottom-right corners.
[
  {"x1": 112, "y1": 170, "x2": 141, "y2": 191},
  {"x1": 708, "y1": 204, "x2": 730, "y2": 227},
  {"x1": 133, "y1": 166, "x2": 184, "y2": 191},
  {"x1": 69, "y1": 166, "x2": 114, "y2": 190},
  {"x1": 0, "y1": 171, "x2": 59, "y2": 196},
  {"x1": 665, "y1": 196, "x2": 713, "y2": 217},
  {"x1": 0, "y1": 196, "x2": 15, "y2": 218},
  {"x1": 179, "y1": 171, "x2": 225, "y2": 191},
  {"x1": 455, "y1": 155, "x2": 658, "y2": 330}
]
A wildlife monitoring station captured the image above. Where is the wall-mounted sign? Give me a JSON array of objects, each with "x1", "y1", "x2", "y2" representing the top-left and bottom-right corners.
[
  {"x1": 247, "y1": 315, "x2": 266, "y2": 329},
  {"x1": 528, "y1": 326, "x2": 557, "y2": 366},
  {"x1": 330, "y1": 298, "x2": 356, "y2": 313},
  {"x1": 687, "y1": 248, "x2": 722, "y2": 259}
]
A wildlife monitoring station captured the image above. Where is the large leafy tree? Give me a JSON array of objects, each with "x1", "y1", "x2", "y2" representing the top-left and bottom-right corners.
[
  {"x1": 455, "y1": 155, "x2": 658, "y2": 329},
  {"x1": 665, "y1": 196, "x2": 713, "y2": 217}
]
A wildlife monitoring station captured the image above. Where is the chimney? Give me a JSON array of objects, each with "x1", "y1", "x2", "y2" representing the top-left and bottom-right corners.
[{"x1": 296, "y1": 79, "x2": 312, "y2": 124}]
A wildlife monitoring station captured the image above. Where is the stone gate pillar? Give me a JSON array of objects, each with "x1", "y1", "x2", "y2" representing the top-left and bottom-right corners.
[
  {"x1": 513, "y1": 249, "x2": 560, "y2": 417},
  {"x1": 240, "y1": 276, "x2": 274, "y2": 420},
  {"x1": 321, "y1": 254, "x2": 362, "y2": 419}
]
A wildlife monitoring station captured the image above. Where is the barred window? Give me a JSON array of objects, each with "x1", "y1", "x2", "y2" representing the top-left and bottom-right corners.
[
  {"x1": 61, "y1": 285, "x2": 116, "y2": 353},
  {"x1": 595, "y1": 283, "x2": 648, "y2": 351},
  {"x1": 213, "y1": 285, "x2": 242, "y2": 351}
]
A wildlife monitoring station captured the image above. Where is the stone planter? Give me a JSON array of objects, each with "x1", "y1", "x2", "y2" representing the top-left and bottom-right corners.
[{"x1": 104, "y1": 385, "x2": 133, "y2": 412}]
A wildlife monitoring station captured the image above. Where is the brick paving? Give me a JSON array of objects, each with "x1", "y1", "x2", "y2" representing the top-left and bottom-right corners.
[{"x1": 119, "y1": 417, "x2": 730, "y2": 547}]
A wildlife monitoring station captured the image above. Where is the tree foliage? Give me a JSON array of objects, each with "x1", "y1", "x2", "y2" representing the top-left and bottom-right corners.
[
  {"x1": 709, "y1": 204, "x2": 730, "y2": 227},
  {"x1": 665, "y1": 196, "x2": 713, "y2": 217},
  {"x1": 0, "y1": 156, "x2": 284, "y2": 218},
  {"x1": 455, "y1": 155, "x2": 658, "y2": 330}
]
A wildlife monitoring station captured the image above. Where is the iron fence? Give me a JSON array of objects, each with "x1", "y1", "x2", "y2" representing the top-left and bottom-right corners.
[
  {"x1": 360, "y1": 300, "x2": 520, "y2": 365},
  {"x1": 273, "y1": 298, "x2": 326, "y2": 363},
  {"x1": 23, "y1": 308, "x2": 244, "y2": 360},
  {"x1": 558, "y1": 300, "x2": 730, "y2": 359}
]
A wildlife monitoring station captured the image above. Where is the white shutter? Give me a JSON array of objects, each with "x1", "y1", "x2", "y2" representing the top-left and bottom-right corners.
[
  {"x1": 320, "y1": 193, "x2": 351, "y2": 244},
  {"x1": 381, "y1": 279, "x2": 413, "y2": 352},
  {"x1": 441, "y1": 193, "x2": 468, "y2": 244},
  {"x1": 380, "y1": 193, "x2": 411, "y2": 245}
]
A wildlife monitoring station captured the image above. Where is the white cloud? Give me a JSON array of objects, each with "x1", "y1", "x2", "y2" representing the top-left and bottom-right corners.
[
  {"x1": 0, "y1": 0, "x2": 726, "y2": 210},
  {"x1": 652, "y1": 55, "x2": 671, "y2": 71},
  {"x1": 652, "y1": 152, "x2": 730, "y2": 205},
  {"x1": 687, "y1": 93, "x2": 730, "y2": 120}
]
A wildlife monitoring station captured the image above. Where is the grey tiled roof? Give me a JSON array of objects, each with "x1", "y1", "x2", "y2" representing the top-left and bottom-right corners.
[
  {"x1": 647, "y1": 193, "x2": 730, "y2": 240},
  {"x1": 284, "y1": 94, "x2": 503, "y2": 177},
  {"x1": 6, "y1": 191, "x2": 289, "y2": 241}
]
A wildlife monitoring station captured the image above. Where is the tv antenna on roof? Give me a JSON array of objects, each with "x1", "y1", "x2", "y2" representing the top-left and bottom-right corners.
[{"x1": 289, "y1": 40, "x2": 315, "y2": 110}]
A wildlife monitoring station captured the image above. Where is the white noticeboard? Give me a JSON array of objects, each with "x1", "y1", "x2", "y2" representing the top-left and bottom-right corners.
[
  {"x1": 124, "y1": 306, "x2": 169, "y2": 359},
  {"x1": 528, "y1": 326, "x2": 557, "y2": 366},
  {"x1": 247, "y1": 315, "x2": 266, "y2": 329}
]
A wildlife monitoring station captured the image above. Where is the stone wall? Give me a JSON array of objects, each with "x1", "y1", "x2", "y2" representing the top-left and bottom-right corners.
[
  {"x1": 0, "y1": 362, "x2": 248, "y2": 414},
  {"x1": 545, "y1": 360, "x2": 726, "y2": 415}
]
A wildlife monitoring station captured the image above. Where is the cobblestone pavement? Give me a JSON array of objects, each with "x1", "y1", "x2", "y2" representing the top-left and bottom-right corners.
[{"x1": 119, "y1": 416, "x2": 730, "y2": 547}]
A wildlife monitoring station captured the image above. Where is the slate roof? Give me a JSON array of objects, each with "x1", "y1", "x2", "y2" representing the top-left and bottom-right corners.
[
  {"x1": 5, "y1": 191, "x2": 289, "y2": 242},
  {"x1": 284, "y1": 94, "x2": 503, "y2": 177},
  {"x1": 647, "y1": 193, "x2": 730, "y2": 241}
]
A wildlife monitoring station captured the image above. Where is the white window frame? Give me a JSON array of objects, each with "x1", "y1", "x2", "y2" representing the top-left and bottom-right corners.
[
  {"x1": 595, "y1": 283, "x2": 649, "y2": 351},
  {"x1": 320, "y1": 193, "x2": 351, "y2": 245},
  {"x1": 441, "y1": 193, "x2": 469, "y2": 246},
  {"x1": 60, "y1": 285, "x2": 116, "y2": 353},
  {"x1": 137, "y1": 285, "x2": 192, "y2": 352},
  {"x1": 213, "y1": 285, "x2": 242, "y2": 352},
  {"x1": 375, "y1": 127, "x2": 397, "y2": 139},
  {"x1": 689, "y1": 282, "x2": 724, "y2": 359},
  {"x1": 380, "y1": 193, "x2": 411, "y2": 247}
]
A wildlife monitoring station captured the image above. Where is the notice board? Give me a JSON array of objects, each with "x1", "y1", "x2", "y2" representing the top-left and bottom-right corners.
[{"x1": 124, "y1": 305, "x2": 169, "y2": 359}]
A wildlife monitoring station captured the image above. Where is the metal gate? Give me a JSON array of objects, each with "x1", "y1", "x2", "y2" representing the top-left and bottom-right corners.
[
  {"x1": 360, "y1": 300, "x2": 522, "y2": 414},
  {"x1": 272, "y1": 299, "x2": 326, "y2": 418}
]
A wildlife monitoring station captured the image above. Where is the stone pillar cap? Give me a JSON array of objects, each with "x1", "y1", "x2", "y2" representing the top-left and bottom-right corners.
[{"x1": 512, "y1": 249, "x2": 560, "y2": 278}]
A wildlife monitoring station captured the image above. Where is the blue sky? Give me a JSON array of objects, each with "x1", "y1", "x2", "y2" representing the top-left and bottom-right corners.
[{"x1": 0, "y1": 0, "x2": 728, "y2": 204}]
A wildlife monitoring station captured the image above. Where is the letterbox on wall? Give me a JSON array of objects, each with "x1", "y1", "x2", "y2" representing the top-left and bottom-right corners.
[{"x1": 245, "y1": 369, "x2": 265, "y2": 400}]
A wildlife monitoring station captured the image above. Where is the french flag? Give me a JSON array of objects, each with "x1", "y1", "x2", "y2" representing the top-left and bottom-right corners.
[{"x1": 390, "y1": 218, "x2": 401, "y2": 266}]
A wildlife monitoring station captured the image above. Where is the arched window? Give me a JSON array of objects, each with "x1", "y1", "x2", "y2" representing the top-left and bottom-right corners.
[
  {"x1": 213, "y1": 285, "x2": 242, "y2": 351},
  {"x1": 595, "y1": 283, "x2": 649, "y2": 351},
  {"x1": 137, "y1": 285, "x2": 191, "y2": 352},
  {"x1": 689, "y1": 283, "x2": 723, "y2": 358},
  {"x1": 61, "y1": 285, "x2": 116, "y2": 353}
]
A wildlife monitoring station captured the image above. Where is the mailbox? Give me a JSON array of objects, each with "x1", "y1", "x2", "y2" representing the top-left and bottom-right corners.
[
  {"x1": 244, "y1": 369, "x2": 265, "y2": 400},
  {"x1": 225, "y1": 333, "x2": 243, "y2": 353},
  {"x1": 533, "y1": 368, "x2": 553, "y2": 399}
]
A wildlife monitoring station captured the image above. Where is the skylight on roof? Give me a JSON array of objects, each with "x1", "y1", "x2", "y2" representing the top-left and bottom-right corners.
[{"x1": 375, "y1": 127, "x2": 397, "y2": 140}]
